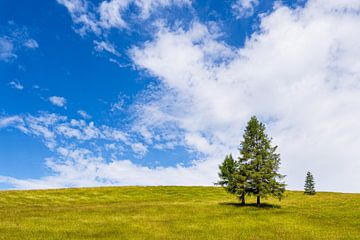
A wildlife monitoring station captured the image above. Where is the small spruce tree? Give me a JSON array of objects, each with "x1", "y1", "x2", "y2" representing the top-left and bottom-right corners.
[
  {"x1": 217, "y1": 155, "x2": 237, "y2": 194},
  {"x1": 304, "y1": 171, "x2": 316, "y2": 195},
  {"x1": 217, "y1": 154, "x2": 247, "y2": 204}
]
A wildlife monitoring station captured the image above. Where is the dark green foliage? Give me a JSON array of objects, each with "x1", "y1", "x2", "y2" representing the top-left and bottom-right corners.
[
  {"x1": 304, "y1": 171, "x2": 316, "y2": 195},
  {"x1": 218, "y1": 116, "x2": 286, "y2": 206},
  {"x1": 217, "y1": 154, "x2": 237, "y2": 194},
  {"x1": 217, "y1": 154, "x2": 247, "y2": 204}
]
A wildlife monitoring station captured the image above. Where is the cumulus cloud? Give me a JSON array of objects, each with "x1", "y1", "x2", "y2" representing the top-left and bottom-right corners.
[
  {"x1": 0, "y1": 157, "x2": 214, "y2": 189},
  {"x1": 49, "y1": 96, "x2": 67, "y2": 108},
  {"x1": 129, "y1": 0, "x2": 360, "y2": 192},
  {"x1": 232, "y1": 0, "x2": 259, "y2": 18}
]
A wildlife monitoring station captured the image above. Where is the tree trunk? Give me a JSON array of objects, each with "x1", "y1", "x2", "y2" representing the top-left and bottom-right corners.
[
  {"x1": 256, "y1": 196, "x2": 261, "y2": 207},
  {"x1": 241, "y1": 193, "x2": 245, "y2": 205}
]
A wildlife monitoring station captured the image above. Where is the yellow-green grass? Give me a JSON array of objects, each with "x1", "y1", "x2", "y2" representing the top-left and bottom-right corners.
[{"x1": 0, "y1": 187, "x2": 359, "y2": 239}]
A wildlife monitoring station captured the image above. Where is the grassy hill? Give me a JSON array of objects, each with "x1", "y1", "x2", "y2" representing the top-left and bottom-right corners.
[{"x1": 0, "y1": 186, "x2": 359, "y2": 239}]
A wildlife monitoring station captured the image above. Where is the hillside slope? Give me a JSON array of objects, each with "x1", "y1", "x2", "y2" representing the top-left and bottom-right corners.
[{"x1": 0, "y1": 186, "x2": 359, "y2": 239}]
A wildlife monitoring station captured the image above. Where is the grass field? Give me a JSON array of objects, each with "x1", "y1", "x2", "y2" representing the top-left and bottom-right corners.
[{"x1": 0, "y1": 186, "x2": 359, "y2": 239}]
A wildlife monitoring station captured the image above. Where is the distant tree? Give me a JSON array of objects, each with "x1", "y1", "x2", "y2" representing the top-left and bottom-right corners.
[
  {"x1": 304, "y1": 171, "x2": 316, "y2": 195},
  {"x1": 217, "y1": 116, "x2": 286, "y2": 207}
]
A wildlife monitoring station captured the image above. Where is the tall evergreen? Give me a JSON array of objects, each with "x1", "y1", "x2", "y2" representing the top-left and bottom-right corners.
[
  {"x1": 240, "y1": 116, "x2": 285, "y2": 206},
  {"x1": 304, "y1": 171, "x2": 316, "y2": 195},
  {"x1": 217, "y1": 116, "x2": 286, "y2": 207}
]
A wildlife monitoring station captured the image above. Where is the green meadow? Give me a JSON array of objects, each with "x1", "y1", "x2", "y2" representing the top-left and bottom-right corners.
[{"x1": 0, "y1": 186, "x2": 359, "y2": 239}]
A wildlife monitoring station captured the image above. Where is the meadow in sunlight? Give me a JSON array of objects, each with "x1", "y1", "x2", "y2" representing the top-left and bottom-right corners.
[{"x1": 0, "y1": 186, "x2": 359, "y2": 240}]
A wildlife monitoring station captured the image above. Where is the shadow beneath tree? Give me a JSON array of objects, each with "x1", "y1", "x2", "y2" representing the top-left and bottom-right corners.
[{"x1": 219, "y1": 202, "x2": 281, "y2": 209}]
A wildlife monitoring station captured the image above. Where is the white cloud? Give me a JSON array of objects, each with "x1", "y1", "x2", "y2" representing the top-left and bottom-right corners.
[
  {"x1": 0, "y1": 112, "x2": 185, "y2": 188},
  {"x1": 98, "y1": 0, "x2": 191, "y2": 29},
  {"x1": 0, "y1": 116, "x2": 23, "y2": 128},
  {"x1": 0, "y1": 23, "x2": 39, "y2": 62},
  {"x1": 57, "y1": 0, "x2": 191, "y2": 65},
  {"x1": 57, "y1": 0, "x2": 101, "y2": 36},
  {"x1": 23, "y1": 39, "x2": 39, "y2": 49},
  {"x1": 98, "y1": 0, "x2": 131, "y2": 29},
  {"x1": 109, "y1": 57, "x2": 130, "y2": 68},
  {"x1": 8, "y1": 80, "x2": 24, "y2": 90},
  {"x1": 129, "y1": 0, "x2": 360, "y2": 192},
  {"x1": 130, "y1": 142, "x2": 148, "y2": 156},
  {"x1": 49, "y1": 96, "x2": 67, "y2": 108},
  {"x1": 0, "y1": 111, "x2": 218, "y2": 189},
  {"x1": 0, "y1": 157, "x2": 215, "y2": 189},
  {"x1": 0, "y1": 37, "x2": 16, "y2": 61},
  {"x1": 94, "y1": 40, "x2": 120, "y2": 56},
  {"x1": 77, "y1": 110, "x2": 92, "y2": 119},
  {"x1": 103, "y1": 127, "x2": 128, "y2": 142},
  {"x1": 110, "y1": 97, "x2": 125, "y2": 112},
  {"x1": 134, "y1": 0, "x2": 191, "y2": 19},
  {"x1": 58, "y1": 0, "x2": 191, "y2": 34},
  {"x1": 232, "y1": 0, "x2": 259, "y2": 19}
]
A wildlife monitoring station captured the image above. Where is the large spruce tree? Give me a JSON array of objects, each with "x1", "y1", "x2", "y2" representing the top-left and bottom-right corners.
[
  {"x1": 218, "y1": 116, "x2": 285, "y2": 207},
  {"x1": 304, "y1": 171, "x2": 316, "y2": 195}
]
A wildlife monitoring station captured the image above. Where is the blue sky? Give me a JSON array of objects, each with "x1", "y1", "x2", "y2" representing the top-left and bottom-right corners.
[{"x1": 1, "y1": 0, "x2": 360, "y2": 192}]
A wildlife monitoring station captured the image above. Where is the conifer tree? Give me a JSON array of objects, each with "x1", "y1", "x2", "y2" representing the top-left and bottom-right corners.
[
  {"x1": 217, "y1": 116, "x2": 286, "y2": 207},
  {"x1": 304, "y1": 171, "x2": 316, "y2": 195},
  {"x1": 217, "y1": 154, "x2": 237, "y2": 194},
  {"x1": 240, "y1": 116, "x2": 285, "y2": 206},
  {"x1": 217, "y1": 154, "x2": 247, "y2": 204}
]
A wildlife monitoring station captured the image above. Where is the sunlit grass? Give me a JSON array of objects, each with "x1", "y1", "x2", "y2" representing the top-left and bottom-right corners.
[{"x1": 0, "y1": 186, "x2": 359, "y2": 239}]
